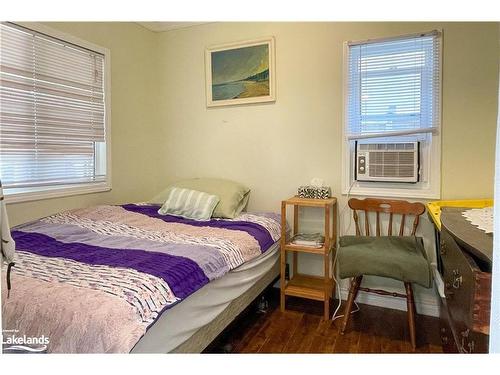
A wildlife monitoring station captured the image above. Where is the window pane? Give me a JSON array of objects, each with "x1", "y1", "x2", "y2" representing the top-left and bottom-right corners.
[
  {"x1": 347, "y1": 32, "x2": 441, "y2": 139},
  {"x1": 0, "y1": 22, "x2": 106, "y2": 189}
]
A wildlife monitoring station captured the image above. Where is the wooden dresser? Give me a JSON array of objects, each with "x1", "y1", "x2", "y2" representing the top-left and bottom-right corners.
[{"x1": 439, "y1": 208, "x2": 492, "y2": 353}]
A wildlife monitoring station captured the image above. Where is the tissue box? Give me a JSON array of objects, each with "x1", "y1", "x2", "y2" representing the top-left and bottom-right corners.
[{"x1": 298, "y1": 186, "x2": 331, "y2": 199}]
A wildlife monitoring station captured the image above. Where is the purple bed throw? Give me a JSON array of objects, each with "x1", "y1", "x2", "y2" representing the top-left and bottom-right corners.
[{"x1": 1, "y1": 204, "x2": 281, "y2": 353}]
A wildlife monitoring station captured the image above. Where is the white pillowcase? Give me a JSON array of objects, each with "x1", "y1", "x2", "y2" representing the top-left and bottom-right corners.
[{"x1": 158, "y1": 187, "x2": 220, "y2": 221}]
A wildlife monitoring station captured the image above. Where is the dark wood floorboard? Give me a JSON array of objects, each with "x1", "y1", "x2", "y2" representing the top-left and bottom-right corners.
[{"x1": 204, "y1": 288, "x2": 443, "y2": 354}]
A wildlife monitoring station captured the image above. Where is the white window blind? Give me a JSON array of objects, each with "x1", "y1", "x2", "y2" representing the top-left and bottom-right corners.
[
  {"x1": 0, "y1": 22, "x2": 106, "y2": 189},
  {"x1": 347, "y1": 31, "x2": 441, "y2": 140}
]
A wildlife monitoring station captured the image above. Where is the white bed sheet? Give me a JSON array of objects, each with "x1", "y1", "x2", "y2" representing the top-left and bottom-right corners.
[{"x1": 131, "y1": 242, "x2": 280, "y2": 353}]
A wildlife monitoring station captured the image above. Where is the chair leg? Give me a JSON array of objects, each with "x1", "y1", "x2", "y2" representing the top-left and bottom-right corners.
[
  {"x1": 340, "y1": 276, "x2": 362, "y2": 334},
  {"x1": 404, "y1": 282, "x2": 417, "y2": 350}
]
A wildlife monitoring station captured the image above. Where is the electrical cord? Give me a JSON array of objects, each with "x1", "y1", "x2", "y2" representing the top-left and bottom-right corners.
[
  {"x1": 340, "y1": 180, "x2": 356, "y2": 237},
  {"x1": 331, "y1": 252, "x2": 360, "y2": 322},
  {"x1": 331, "y1": 180, "x2": 360, "y2": 322}
]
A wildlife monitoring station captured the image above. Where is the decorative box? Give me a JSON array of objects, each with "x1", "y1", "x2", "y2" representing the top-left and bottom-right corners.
[{"x1": 298, "y1": 186, "x2": 331, "y2": 199}]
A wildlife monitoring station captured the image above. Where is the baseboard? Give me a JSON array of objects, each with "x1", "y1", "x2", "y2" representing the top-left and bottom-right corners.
[
  {"x1": 273, "y1": 283, "x2": 440, "y2": 317},
  {"x1": 338, "y1": 287, "x2": 440, "y2": 318}
]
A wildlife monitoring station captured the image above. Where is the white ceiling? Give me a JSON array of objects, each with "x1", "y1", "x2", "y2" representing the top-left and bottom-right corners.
[{"x1": 137, "y1": 22, "x2": 210, "y2": 32}]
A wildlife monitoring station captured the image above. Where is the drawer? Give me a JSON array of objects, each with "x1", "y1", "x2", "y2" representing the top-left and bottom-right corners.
[
  {"x1": 440, "y1": 229, "x2": 491, "y2": 336},
  {"x1": 441, "y1": 229, "x2": 476, "y2": 329}
]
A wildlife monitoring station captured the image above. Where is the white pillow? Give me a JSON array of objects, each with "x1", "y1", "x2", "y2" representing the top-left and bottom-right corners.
[{"x1": 158, "y1": 187, "x2": 220, "y2": 221}]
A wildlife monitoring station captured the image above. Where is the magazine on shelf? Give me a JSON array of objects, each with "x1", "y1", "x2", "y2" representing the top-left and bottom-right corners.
[{"x1": 291, "y1": 233, "x2": 325, "y2": 248}]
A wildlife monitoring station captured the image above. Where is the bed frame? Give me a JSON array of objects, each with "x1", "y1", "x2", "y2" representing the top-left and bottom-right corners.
[{"x1": 170, "y1": 257, "x2": 280, "y2": 353}]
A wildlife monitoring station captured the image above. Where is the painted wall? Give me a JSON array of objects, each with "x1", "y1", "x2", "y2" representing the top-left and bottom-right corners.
[
  {"x1": 156, "y1": 22, "x2": 499, "y2": 210},
  {"x1": 155, "y1": 22, "x2": 499, "y2": 314},
  {"x1": 7, "y1": 22, "x2": 166, "y2": 226},
  {"x1": 4, "y1": 22, "x2": 499, "y2": 315}
]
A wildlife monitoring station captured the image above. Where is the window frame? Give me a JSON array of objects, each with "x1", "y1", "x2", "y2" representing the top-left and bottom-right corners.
[
  {"x1": 1, "y1": 22, "x2": 112, "y2": 204},
  {"x1": 341, "y1": 30, "x2": 442, "y2": 199}
]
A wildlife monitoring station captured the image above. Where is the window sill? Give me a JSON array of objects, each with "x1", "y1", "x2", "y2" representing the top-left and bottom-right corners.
[
  {"x1": 4, "y1": 182, "x2": 112, "y2": 204},
  {"x1": 342, "y1": 182, "x2": 440, "y2": 200}
]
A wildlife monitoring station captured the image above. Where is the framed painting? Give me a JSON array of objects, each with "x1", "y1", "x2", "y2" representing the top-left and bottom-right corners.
[{"x1": 205, "y1": 37, "x2": 276, "y2": 107}]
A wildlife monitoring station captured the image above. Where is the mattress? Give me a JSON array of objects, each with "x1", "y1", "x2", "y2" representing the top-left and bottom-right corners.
[{"x1": 131, "y1": 241, "x2": 280, "y2": 353}]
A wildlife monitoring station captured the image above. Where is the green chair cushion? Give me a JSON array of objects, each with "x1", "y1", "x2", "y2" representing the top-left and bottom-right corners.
[{"x1": 337, "y1": 236, "x2": 432, "y2": 288}]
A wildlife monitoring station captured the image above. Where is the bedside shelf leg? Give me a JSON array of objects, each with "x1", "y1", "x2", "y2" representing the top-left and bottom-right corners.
[
  {"x1": 280, "y1": 249, "x2": 286, "y2": 312},
  {"x1": 280, "y1": 252, "x2": 287, "y2": 313},
  {"x1": 280, "y1": 202, "x2": 287, "y2": 312},
  {"x1": 323, "y1": 205, "x2": 331, "y2": 320},
  {"x1": 292, "y1": 205, "x2": 299, "y2": 278},
  {"x1": 323, "y1": 251, "x2": 330, "y2": 320}
]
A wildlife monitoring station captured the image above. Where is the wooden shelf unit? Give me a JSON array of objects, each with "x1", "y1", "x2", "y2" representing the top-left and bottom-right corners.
[
  {"x1": 285, "y1": 274, "x2": 333, "y2": 301},
  {"x1": 280, "y1": 196, "x2": 337, "y2": 320}
]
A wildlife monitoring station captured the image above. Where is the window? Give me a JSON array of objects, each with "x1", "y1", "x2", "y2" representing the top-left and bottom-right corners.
[
  {"x1": 0, "y1": 22, "x2": 110, "y2": 203},
  {"x1": 342, "y1": 30, "x2": 442, "y2": 199}
]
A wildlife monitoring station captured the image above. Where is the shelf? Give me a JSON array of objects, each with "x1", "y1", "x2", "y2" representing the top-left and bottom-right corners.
[
  {"x1": 284, "y1": 196, "x2": 336, "y2": 208},
  {"x1": 280, "y1": 194, "x2": 337, "y2": 319},
  {"x1": 283, "y1": 241, "x2": 335, "y2": 254},
  {"x1": 284, "y1": 274, "x2": 332, "y2": 301}
]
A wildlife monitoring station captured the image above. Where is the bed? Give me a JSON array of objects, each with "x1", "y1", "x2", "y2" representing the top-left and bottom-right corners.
[{"x1": 1, "y1": 203, "x2": 281, "y2": 353}]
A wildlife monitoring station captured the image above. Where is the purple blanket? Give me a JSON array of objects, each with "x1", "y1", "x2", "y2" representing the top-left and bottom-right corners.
[{"x1": 1, "y1": 204, "x2": 281, "y2": 353}]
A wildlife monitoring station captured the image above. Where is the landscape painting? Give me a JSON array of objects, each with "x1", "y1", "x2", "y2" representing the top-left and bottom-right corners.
[{"x1": 206, "y1": 37, "x2": 275, "y2": 107}]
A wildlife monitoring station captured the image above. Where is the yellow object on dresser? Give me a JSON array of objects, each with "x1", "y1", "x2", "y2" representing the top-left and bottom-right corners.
[
  {"x1": 280, "y1": 196, "x2": 337, "y2": 320},
  {"x1": 426, "y1": 199, "x2": 493, "y2": 230}
]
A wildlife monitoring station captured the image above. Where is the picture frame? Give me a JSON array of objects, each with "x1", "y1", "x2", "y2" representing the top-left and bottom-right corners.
[{"x1": 205, "y1": 37, "x2": 276, "y2": 107}]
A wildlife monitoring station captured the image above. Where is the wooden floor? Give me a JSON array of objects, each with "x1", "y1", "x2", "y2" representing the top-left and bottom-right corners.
[{"x1": 205, "y1": 288, "x2": 443, "y2": 353}]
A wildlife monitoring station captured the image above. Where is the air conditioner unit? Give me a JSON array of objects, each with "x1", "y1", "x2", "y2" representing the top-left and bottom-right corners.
[{"x1": 355, "y1": 141, "x2": 420, "y2": 183}]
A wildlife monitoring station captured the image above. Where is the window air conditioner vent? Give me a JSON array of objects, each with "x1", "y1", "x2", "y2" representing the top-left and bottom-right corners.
[{"x1": 355, "y1": 142, "x2": 420, "y2": 183}]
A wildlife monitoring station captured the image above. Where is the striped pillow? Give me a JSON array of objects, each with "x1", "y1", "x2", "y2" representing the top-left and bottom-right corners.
[{"x1": 158, "y1": 187, "x2": 220, "y2": 221}]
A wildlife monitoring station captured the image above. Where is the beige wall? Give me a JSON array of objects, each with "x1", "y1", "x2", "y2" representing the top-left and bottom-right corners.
[
  {"x1": 155, "y1": 22, "x2": 499, "y2": 314},
  {"x1": 7, "y1": 22, "x2": 166, "y2": 226},
  {"x1": 8, "y1": 22, "x2": 498, "y2": 224},
  {"x1": 156, "y1": 22, "x2": 499, "y2": 212},
  {"x1": 5, "y1": 22, "x2": 499, "y2": 314}
]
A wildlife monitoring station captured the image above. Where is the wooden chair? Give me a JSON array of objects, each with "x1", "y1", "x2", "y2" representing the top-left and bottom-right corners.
[{"x1": 337, "y1": 198, "x2": 431, "y2": 350}]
